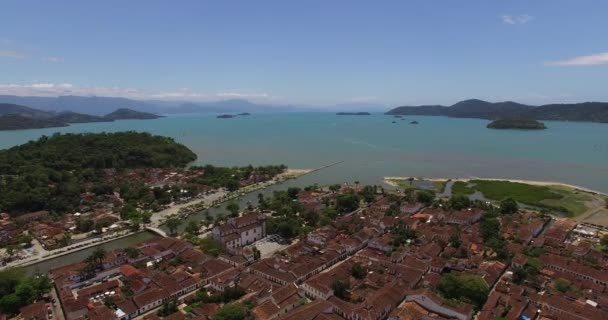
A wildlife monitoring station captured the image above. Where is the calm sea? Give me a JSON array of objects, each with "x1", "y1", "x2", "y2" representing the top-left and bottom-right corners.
[{"x1": 1, "y1": 113, "x2": 607, "y2": 192}]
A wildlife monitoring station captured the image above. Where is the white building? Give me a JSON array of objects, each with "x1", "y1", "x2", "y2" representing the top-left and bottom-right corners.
[{"x1": 212, "y1": 213, "x2": 266, "y2": 254}]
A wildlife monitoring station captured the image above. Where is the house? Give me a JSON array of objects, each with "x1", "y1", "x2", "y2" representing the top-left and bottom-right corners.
[
  {"x1": 404, "y1": 289, "x2": 474, "y2": 320},
  {"x1": 212, "y1": 212, "x2": 266, "y2": 254}
]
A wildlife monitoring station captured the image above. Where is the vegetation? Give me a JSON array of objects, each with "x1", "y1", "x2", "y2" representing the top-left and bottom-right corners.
[
  {"x1": 487, "y1": 119, "x2": 546, "y2": 130},
  {"x1": 386, "y1": 99, "x2": 608, "y2": 123},
  {"x1": 0, "y1": 268, "x2": 52, "y2": 315},
  {"x1": 351, "y1": 262, "x2": 366, "y2": 279},
  {"x1": 452, "y1": 181, "x2": 475, "y2": 196},
  {"x1": 104, "y1": 108, "x2": 162, "y2": 120},
  {"x1": 200, "y1": 236, "x2": 224, "y2": 257},
  {"x1": 437, "y1": 272, "x2": 489, "y2": 310},
  {"x1": 450, "y1": 180, "x2": 591, "y2": 216},
  {"x1": 189, "y1": 164, "x2": 286, "y2": 192},
  {"x1": 213, "y1": 304, "x2": 248, "y2": 320},
  {"x1": 331, "y1": 279, "x2": 351, "y2": 301},
  {"x1": 0, "y1": 132, "x2": 196, "y2": 215},
  {"x1": 0, "y1": 114, "x2": 67, "y2": 130}
]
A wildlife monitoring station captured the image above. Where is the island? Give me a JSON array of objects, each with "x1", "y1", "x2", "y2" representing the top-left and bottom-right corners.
[
  {"x1": 104, "y1": 108, "x2": 162, "y2": 120},
  {"x1": 410, "y1": 120, "x2": 419, "y2": 124},
  {"x1": 336, "y1": 112, "x2": 371, "y2": 115},
  {"x1": 487, "y1": 119, "x2": 546, "y2": 130},
  {"x1": 238, "y1": 112, "x2": 251, "y2": 116},
  {"x1": 217, "y1": 114, "x2": 236, "y2": 119},
  {"x1": 385, "y1": 99, "x2": 608, "y2": 123}
]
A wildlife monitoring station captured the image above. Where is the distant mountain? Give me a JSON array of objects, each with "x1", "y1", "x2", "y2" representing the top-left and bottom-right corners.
[
  {"x1": 104, "y1": 108, "x2": 163, "y2": 120},
  {"x1": 386, "y1": 99, "x2": 608, "y2": 123},
  {"x1": 0, "y1": 103, "x2": 54, "y2": 119},
  {"x1": 0, "y1": 104, "x2": 159, "y2": 131},
  {"x1": 0, "y1": 114, "x2": 67, "y2": 131},
  {"x1": 162, "y1": 99, "x2": 295, "y2": 114},
  {"x1": 52, "y1": 111, "x2": 111, "y2": 123},
  {"x1": 0, "y1": 95, "x2": 161, "y2": 115}
]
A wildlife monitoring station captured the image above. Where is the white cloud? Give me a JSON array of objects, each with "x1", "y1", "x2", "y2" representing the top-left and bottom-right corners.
[
  {"x1": 545, "y1": 52, "x2": 608, "y2": 66},
  {"x1": 0, "y1": 49, "x2": 27, "y2": 59},
  {"x1": 501, "y1": 14, "x2": 533, "y2": 25},
  {"x1": 42, "y1": 56, "x2": 62, "y2": 63},
  {"x1": 0, "y1": 83, "x2": 281, "y2": 102}
]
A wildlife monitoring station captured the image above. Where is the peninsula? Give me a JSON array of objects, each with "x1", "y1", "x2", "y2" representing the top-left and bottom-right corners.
[{"x1": 487, "y1": 119, "x2": 547, "y2": 130}]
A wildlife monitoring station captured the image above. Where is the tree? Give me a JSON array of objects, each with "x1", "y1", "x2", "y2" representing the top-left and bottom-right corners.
[
  {"x1": 287, "y1": 187, "x2": 301, "y2": 199},
  {"x1": 200, "y1": 237, "x2": 223, "y2": 257},
  {"x1": 185, "y1": 220, "x2": 200, "y2": 234},
  {"x1": 500, "y1": 198, "x2": 518, "y2": 214},
  {"x1": 329, "y1": 184, "x2": 341, "y2": 193},
  {"x1": 417, "y1": 190, "x2": 435, "y2": 205},
  {"x1": 554, "y1": 278, "x2": 572, "y2": 293},
  {"x1": 331, "y1": 279, "x2": 351, "y2": 301},
  {"x1": 351, "y1": 263, "x2": 366, "y2": 279},
  {"x1": 76, "y1": 218, "x2": 95, "y2": 233},
  {"x1": 165, "y1": 216, "x2": 182, "y2": 235},
  {"x1": 226, "y1": 202, "x2": 240, "y2": 218},
  {"x1": 123, "y1": 247, "x2": 141, "y2": 259},
  {"x1": 213, "y1": 304, "x2": 246, "y2": 320},
  {"x1": 437, "y1": 273, "x2": 489, "y2": 310},
  {"x1": 335, "y1": 193, "x2": 360, "y2": 214},
  {"x1": 129, "y1": 215, "x2": 142, "y2": 231},
  {"x1": 15, "y1": 234, "x2": 33, "y2": 247},
  {"x1": 449, "y1": 195, "x2": 471, "y2": 210},
  {"x1": 87, "y1": 247, "x2": 106, "y2": 267}
]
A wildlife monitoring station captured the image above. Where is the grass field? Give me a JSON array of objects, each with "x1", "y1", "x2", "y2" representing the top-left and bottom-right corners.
[
  {"x1": 466, "y1": 180, "x2": 590, "y2": 216},
  {"x1": 433, "y1": 181, "x2": 447, "y2": 193},
  {"x1": 452, "y1": 181, "x2": 475, "y2": 196}
]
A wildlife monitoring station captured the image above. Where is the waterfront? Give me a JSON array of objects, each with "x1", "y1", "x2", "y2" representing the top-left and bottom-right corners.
[
  {"x1": 3, "y1": 112, "x2": 606, "y2": 273},
  {"x1": 1, "y1": 113, "x2": 606, "y2": 192}
]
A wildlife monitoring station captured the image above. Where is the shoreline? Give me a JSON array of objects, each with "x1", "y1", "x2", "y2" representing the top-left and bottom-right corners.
[{"x1": 383, "y1": 176, "x2": 607, "y2": 196}]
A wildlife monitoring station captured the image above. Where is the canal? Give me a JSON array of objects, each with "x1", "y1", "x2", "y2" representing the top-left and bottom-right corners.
[{"x1": 25, "y1": 169, "x2": 344, "y2": 274}]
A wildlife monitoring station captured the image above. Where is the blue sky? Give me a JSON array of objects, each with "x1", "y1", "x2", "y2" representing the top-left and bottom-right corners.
[{"x1": 1, "y1": 0, "x2": 607, "y2": 107}]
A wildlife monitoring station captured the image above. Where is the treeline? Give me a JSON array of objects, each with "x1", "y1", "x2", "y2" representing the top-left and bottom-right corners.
[
  {"x1": 189, "y1": 164, "x2": 286, "y2": 191},
  {"x1": 0, "y1": 132, "x2": 196, "y2": 215}
]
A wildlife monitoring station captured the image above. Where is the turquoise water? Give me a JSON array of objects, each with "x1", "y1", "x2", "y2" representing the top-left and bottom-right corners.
[{"x1": 1, "y1": 113, "x2": 607, "y2": 192}]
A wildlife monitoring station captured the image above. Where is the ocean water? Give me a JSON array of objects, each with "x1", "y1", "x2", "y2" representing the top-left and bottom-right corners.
[{"x1": 1, "y1": 113, "x2": 607, "y2": 192}]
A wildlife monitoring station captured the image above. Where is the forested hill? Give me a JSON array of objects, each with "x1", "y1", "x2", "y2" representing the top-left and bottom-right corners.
[
  {"x1": 0, "y1": 132, "x2": 196, "y2": 214},
  {"x1": 386, "y1": 99, "x2": 608, "y2": 123}
]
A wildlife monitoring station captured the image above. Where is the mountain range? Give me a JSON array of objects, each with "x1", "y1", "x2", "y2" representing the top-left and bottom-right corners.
[
  {"x1": 0, "y1": 103, "x2": 162, "y2": 131},
  {"x1": 386, "y1": 99, "x2": 608, "y2": 123}
]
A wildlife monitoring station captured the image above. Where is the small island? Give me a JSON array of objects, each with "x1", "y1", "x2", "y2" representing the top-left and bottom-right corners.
[
  {"x1": 487, "y1": 119, "x2": 546, "y2": 130},
  {"x1": 410, "y1": 120, "x2": 419, "y2": 125},
  {"x1": 238, "y1": 112, "x2": 251, "y2": 116},
  {"x1": 336, "y1": 112, "x2": 371, "y2": 116},
  {"x1": 217, "y1": 114, "x2": 235, "y2": 119}
]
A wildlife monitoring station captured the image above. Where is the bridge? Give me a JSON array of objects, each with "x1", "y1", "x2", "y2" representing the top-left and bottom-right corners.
[{"x1": 146, "y1": 226, "x2": 168, "y2": 237}]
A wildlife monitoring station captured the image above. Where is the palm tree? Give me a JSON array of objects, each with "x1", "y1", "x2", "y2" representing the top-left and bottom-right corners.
[{"x1": 87, "y1": 247, "x2": 106, "y2": 268}]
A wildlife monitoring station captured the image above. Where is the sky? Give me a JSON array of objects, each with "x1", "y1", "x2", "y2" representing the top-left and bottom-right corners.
[{"x1": 1, "y1": 0, "x2": 608, "y2": 107}]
